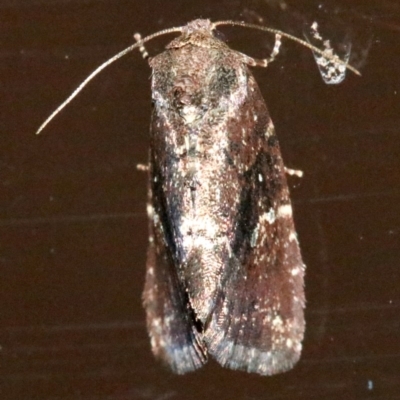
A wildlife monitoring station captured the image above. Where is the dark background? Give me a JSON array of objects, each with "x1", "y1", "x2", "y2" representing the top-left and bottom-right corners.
[{"x1": 1, "y1": 0, "x2": 400, "y2": 399}]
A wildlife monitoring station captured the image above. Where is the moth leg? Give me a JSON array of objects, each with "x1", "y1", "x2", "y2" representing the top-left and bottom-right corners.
[
  {"x1": 134, "y1": 33, "x2": 150, "y2": 59},
  {"x1": 136, "y1": 163, "x2": 150, "y2": 172},
  {"x1": 237, "y1": 33, "x2": 282, "y2": 67},
  {"x1": 284, "y1": 166, "x2": 303, "y2": 178}
]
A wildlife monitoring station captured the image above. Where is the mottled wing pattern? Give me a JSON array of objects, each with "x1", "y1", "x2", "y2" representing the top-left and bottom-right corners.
[
  {"x1": 204, "y1": 76, "x2": 305, "y2": 375},
  {"x1": 143, "y1": 23, "x2": 305, "y2": 375},
  {"x1": 143, "y1": 163, "x2": 207, "y2": 373}
]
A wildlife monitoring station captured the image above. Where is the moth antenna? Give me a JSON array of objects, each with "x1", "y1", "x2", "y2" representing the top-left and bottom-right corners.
[
  {"x1": 214, "y1": 20, "x2": 361, "y2": 76},
  {"x1": 134, "y1": 33, "x2": 150, "y2": 59},
  {"x1": 36, "y1": 26, "x2": 182, "y2": 135}
]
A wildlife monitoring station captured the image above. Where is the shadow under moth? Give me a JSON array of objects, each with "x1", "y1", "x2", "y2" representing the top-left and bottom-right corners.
[{"x1": 37, "y1": 18, "x2": 359, "y2": 375}]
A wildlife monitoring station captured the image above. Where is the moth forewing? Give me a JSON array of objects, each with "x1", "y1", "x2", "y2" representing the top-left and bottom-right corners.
[{"x1": 145, "y1": 20, "x2": 305, "y2": 375}]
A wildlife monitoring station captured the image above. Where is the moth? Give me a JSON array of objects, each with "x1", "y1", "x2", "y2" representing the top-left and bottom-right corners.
[{"x1": 37, "y1": 18, "x2": 358, "y2": 375}]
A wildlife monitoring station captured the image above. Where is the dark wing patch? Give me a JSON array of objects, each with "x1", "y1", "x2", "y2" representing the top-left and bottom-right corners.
[
  {"x1": 143, "y1": 165, "x2": 207, "y2": 374},
  {"x1": 204, "y1": 127, "x2": 305, "y2": 375}
]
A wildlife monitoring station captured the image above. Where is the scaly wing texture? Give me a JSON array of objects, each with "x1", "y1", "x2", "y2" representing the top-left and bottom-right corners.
[
  {"x1": 204, "y1": 83, "x2": 305, "y2": 375},
  {"x1": 143, "y1": 172, "x2": 207, "y2": 374}
]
